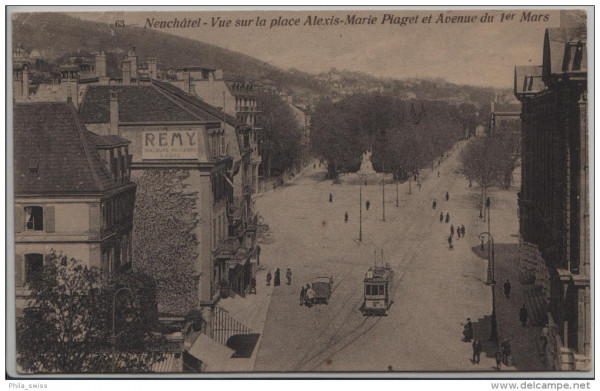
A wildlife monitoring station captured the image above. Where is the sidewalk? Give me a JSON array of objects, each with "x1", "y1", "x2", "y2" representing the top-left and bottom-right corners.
[
  {"x1": 466, "y1": 168, "x2": 550, "y2": 371},
  {"x1": 214, "y1": 264, "x2": 274, "y2": 372}
]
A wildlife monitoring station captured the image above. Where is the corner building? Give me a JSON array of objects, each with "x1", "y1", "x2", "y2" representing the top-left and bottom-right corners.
[{"x1": 514, "y1": 20, "x2": 589, "y2": 369}]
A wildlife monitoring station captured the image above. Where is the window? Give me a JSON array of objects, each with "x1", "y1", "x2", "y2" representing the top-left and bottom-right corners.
[
  {"x1": 25, "y1": 253, "x2": 44, "y2": 283},
  {"x1": 24, "y1": 206, "x2": 43, "y2": 231}
]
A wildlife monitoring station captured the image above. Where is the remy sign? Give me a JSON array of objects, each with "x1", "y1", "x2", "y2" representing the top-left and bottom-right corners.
[{"x1": 142, "y1": 130, "x2": 199, "y2": 160}]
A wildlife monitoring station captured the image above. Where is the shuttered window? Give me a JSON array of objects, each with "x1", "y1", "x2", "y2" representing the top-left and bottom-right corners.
[
  {"x1": 24, "y1": 206, "x2": 43, "y2": 231},
  {"x1": 25, "y1": 253, "x2": 44, "y2": 283}
]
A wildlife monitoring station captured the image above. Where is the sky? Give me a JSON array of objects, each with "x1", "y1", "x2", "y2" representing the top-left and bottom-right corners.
[{"x1": 70, "y1": 8, "x2": 570, "y2": 88}]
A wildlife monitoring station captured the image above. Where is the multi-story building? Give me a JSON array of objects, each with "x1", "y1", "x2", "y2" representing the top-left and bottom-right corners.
[
  {"x1": 514, "y1": 14, "x2": 589, "y2": 370},
  {"x1": 78, "y1": 73, "x2": 256, "y2": 315},
  {"x1": 14, "y1": 101, "x2": 136, "y2": 312}
]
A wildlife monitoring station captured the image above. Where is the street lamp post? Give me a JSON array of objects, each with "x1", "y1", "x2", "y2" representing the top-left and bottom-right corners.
[
  {"x1": 479, "y1": 232, "x2": 497, "y2": 343},
  {"x1": 111, "y1": 286, "x2": 136, "y2": 373}
]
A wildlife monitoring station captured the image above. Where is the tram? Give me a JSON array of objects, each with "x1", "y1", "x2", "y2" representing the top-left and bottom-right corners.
[{"x1": 360, "y1": 263, "x2": 394, "y2": 316}]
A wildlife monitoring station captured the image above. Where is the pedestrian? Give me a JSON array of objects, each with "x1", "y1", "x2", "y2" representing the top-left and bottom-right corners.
[
  {"x1": 445, "y1": 192, "x2": 449, "y2": 201},
  {"x1": 445, "y1": 212, "x2": 450, "y2": 223},
  {"x1": 479, "y1": 207, "x2": 483, "y2": 219},
  {"x1": 503, "y1": 278, "x2": 511, "y2": 298},
  {"x1": 266, "y1": 271, "x2": 272, "y2": 286},
  {"x1": 366, "y1": 200, "x2": 370, "y2": 211},
  {"x1": 249, "y1": 277, "x2": 257, "y2": 294},
  {"x1": 344, "y1": 211, "x2": 348, "y2": 222},
  {"x1": 313, "y1": 164, "x2": 316, "y2": 169},
  {"x1": 329, "y1": 193, "x2": 333, "y2": 202},
  {"x1": 300, "y1": 286, "x2": 306, "y2": 305},
  {"x1": 414, "y1": 174, "x2": 417, "y2": 182},
  {"x1": 439, "y1": 212, "x2": 444, "y2": 223},
  {"x1": 274, "y1": 268, "x2": 281, "y2": 286},
  {"x1": 461, "y1": 225, "x2": 466, "y2": 237},
  {"x1": 437, "y1": 171, "x2": 440, "y2": 178},
  {"x1": 519, "y1": 304, "x2": 528, "y2": 327},
  {"x1": 450, "y1": 224, "x2": 455, "y2": 237},
  {"x1": 286, "y1": 268, "x2": 292, "y2": 285},
  {"x1": 501, "y1": 339, "x2": 512, "y2": 365},
  {"x1": 463, "y1": 318, "x2": 473, "y2": 342},
  {"x1": 432, "y1": 199, "x2": 437, "y2": 209},
  {"x1": 495, "y1": 350, "x2": 503, "y2": 370},
  {"x1": 472, "y1": 338, "x2": 482, "y2": 364},
  {"x1": 448, "y1": 235, "x2": 453, "y2": 249},
  {"x1": 540, "y1": 324, "x2": 550, "y2": 354},
  {"x1": 256, "y1": 244, "x2": 261, "y2": 266}
]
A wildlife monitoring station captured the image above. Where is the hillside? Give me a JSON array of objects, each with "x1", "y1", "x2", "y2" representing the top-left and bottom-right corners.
[{"x1": 12, "y1": 12, "x2": 329, "y2": 94}]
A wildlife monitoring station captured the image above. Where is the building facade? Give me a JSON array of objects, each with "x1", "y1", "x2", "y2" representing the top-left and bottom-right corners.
[
  {"x1": 514, "y1": 21, "x2": 589, "y2": 369},
  {"x1": 14, "y1": 101, "x2": 136, "y2": 312}
]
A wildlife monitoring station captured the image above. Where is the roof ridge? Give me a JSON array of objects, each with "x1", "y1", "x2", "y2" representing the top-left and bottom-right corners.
[
  {"x1": 68, "y1": 101, "x2": 105, "y2": 192},
  {"x1": 150, "y1": 82, "x2": 216, "y2": 123}
]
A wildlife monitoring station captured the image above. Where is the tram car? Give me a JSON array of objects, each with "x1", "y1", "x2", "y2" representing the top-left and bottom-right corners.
[{"x1": 360, "y1": 264, "x2": 394, "y2": 316}]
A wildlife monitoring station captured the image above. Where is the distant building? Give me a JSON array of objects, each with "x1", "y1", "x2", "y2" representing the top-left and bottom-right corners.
[
  {"x1": 514, "y1": 13, "x2": 589, "y2": 370},
  {"x1": 14, "y1": 101, "x2": 136, "y2": 313}
]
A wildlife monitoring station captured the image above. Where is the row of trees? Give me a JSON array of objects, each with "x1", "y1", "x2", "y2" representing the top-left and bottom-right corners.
[
  {"x1": 458, "y1": 133, "x2": 521, "y2": 212},
  {"x1": 256, "y1": 92, "x2": 305, "y2": 177},
  {"x1": 310, "y1": 93, "x2": 478, "y2": 178}
]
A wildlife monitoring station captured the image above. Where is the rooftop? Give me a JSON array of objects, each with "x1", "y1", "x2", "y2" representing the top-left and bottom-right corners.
[{"x1": 14, "y1": 102, "x2": 122, "y2": 195}]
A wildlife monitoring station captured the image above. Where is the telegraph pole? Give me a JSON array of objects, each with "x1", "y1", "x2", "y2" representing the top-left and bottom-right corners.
[
  {"x1": 382, "y1": 163, "x2": 386, "y2": 221},
  {"x1": 396, "y1": 168, "x2": 399, "y2": 207},
  {"x1": 359, "y1": 181, "x2": 363, "y2": 242}
]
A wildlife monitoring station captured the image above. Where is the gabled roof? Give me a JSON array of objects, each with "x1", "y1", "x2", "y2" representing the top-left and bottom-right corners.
[
  {"x1": 14, "y1": 102, "x2": 120, "y2": 195},
  {"x1": 79, "y1": 85, "x2": 217, "y2": 124},
  {"x1": 152, "y1": 80, "x2": 247, "y2": 128},
  {"x1": 84, "y1": 129, "x2": 130, "y2": 148},
  {"x1": 514, "y1": 65, "x2": 545, "y2": 96},
  {"x1": 543, "y1": 27, "x2": 587, "y2": 82}
]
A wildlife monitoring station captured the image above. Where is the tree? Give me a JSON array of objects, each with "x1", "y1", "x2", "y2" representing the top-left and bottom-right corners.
[
  {"x1": 16, "y1": 252, "x2": 164, "y2": 373},
  {"x1": 132, "y1": 169, "x2": 200, "y2": 317},
  {"x1": 256, "y1": 92, "x2": 304, "y2": 177}
]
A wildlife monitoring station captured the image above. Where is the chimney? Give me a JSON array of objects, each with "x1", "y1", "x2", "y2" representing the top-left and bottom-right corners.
[
  {"x1": 122, "y1": 60, "x2": 131, "y2": 85},
  {"x1": 214, "y1": 69, "x2": 224, "y2": 80},
  {"x1": 110, "y1": 90, "x2": 119, "y2": 135},
  {"x1": 147, "y1": 58, "x2": 157, "y2": 79},
  {"x1": 95, "y1": 51, "x2": 107, "y2": 77},
  {"x1": 127, "y1": 46, "x2": 138, "y2": 78},
  {"x1": 22, "y1": 64, "x2": 29, "y2": 100},
  {"x1": 183, "y1": 72, "x2": 191, "y2": 93}
]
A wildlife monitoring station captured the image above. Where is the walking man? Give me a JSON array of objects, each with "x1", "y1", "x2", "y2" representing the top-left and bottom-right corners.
[
  {"x1": 440, "y1": 212, "x2": 444, "y2": 223},
  {"x1": 519, "y1": 304, "x2": 528, "y2": 327},
  {"x1": 286, "y1": 268, "x2": 292, "y2": 285},
  {"x1": 329, "y1": 193, "x2": 333, "y2": 203},
  {"x1": 432, "y1": 199, "x2": 437, "y2": 209},
  {"x1": 503, "y1": 279, "x2": 511, "y2": 298},
  {"x1": 274, "y1": 268, "x2": 281, "y2": 286},
  {"x1": 249, "y1": 277, "x2": 257, "y2": 294},
  {"x1": 300, "y1": 285, "x2": 306, "y2": 305},
  {"x1": 461, "y1": 225, "x2": 466, "y2": 237},
  {"x1": 472, "y1": 338, "x2": 482, "y2": 364},
  {"x1": 450, "y1": 224, "x2": 455, "y2": 237},
  {"x1": 448, "y1": 235, "x2": 453, "y2": 249},
  {"x1": 344, "y1": 211, "x2": 348, "y2": 223},
  {"x1": 366, "y1": 200, "x2": 371, "y2": 211},
  {"x1": 266, "y1": 271, "x2": 272, "y2": 286},
  {"x1": 445, "y1": 212, "x2": 450, "y2": 223},
  {"x1": 446, "y1": 192, "x2": 449, "y2": 201},
  {"x1": 256, "y1": 244, "x2": 261, "y2": 266}
]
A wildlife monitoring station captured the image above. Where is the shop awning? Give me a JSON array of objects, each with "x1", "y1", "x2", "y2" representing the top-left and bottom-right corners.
[{"x1": 187, "y1": 334, "x2": 234, "y2": 371}]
